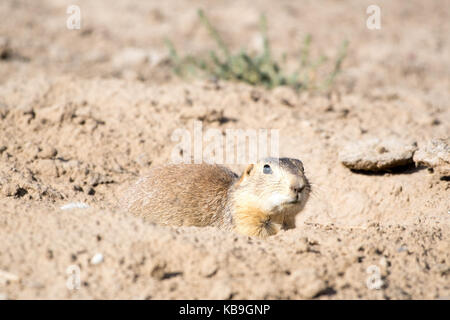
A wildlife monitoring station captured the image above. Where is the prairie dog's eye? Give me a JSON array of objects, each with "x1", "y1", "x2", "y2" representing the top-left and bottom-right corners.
[{"x1": 263, "y1": 164, "x2": 272, "y2": 174}]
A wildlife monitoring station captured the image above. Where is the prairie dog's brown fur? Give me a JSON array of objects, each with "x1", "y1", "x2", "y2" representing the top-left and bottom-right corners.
[{"x1": 120, "y1": 158, "x2": 310, "y2": 238}]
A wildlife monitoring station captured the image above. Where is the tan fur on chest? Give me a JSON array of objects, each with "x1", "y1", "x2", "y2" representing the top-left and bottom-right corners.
[{"x1": 233, "y1": 204, "x2": 284, "y2": 238}]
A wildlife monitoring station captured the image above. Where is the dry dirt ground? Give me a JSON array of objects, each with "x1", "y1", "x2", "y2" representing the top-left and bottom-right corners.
[{"x1": 0, "y1": 0, "x2": 449, "y2": 299}]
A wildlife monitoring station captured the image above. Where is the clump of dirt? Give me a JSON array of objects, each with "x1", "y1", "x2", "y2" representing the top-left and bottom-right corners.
[
  {"x1": 414, "y1": 138, "x2": 450, "y2": 177},
  {"x1": 339, "y1": 138, "x2": 417, "y2": 172}
]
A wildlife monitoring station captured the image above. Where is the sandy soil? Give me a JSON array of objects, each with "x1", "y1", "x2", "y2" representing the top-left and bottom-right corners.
[{"x1": 0, "y1": 0, "x2": 449, "y2": 299}]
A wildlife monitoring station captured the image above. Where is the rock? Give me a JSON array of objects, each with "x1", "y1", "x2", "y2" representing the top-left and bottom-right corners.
[
  {"x1": 413, "y1": 138, "x2": 450, "y2": 176},
  {"x1": 0, "y1": 270, "x2": 19, "y2": 285},
  {"x1": 90, "y1": 253, "x2": 104, "y2": 265},
  {"x1": 339, "y1": 138, "x2": 417, "y2": 171},
  {"x1": 60, "y1": 202, "x2": 90, "y2": 210}
]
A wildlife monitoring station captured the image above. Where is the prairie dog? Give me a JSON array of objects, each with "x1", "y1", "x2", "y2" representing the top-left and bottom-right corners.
[{"x1": 120, "y1": 158, "x2": 310, "y2": 238}]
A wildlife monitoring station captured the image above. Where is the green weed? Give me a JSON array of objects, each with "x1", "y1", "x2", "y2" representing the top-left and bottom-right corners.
[{"x1": 165, "y1": 9, "x2": 348, "y2": 92}]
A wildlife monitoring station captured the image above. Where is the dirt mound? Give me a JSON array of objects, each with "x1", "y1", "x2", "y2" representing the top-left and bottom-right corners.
[{"x1": 0, "y1": 0, "x2": 448, "y2": 299}]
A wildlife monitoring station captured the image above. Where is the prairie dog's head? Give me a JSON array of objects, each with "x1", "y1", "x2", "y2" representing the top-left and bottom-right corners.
[{"x1": 234, "y1": 157, "x2": 310, "y2": 216}]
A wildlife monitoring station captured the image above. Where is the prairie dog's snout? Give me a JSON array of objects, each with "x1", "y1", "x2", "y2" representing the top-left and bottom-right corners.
[
  {"x1": 290, "y1": 178, "x2": 307, "y2": 200},
  {"x1": 287, "y1": 160, "x2": 309, "y2": 202}
]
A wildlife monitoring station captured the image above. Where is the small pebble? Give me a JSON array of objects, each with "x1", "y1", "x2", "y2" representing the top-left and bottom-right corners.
[
  {"x1": 0, "y1": 270, "x2": 19, "y2": 285},
  {"x1": 60, "y1": 202, "x2": 90, "y2": 210},
  {"x1": 90, "y1": 253, "x2": 104, "y2": 265}
]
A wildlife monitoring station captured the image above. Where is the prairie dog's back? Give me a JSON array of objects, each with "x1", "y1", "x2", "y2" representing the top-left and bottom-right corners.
[{"x1": 120, "y1": 164, "x2": 238, "y2": 228}]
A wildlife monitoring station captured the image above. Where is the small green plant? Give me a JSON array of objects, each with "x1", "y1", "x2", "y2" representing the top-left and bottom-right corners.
[{"x1": 165, "y1": 9, "x2": 348, "y2": 91}]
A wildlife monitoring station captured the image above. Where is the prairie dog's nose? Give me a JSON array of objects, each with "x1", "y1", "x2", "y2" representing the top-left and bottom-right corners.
[{"x1": 291, "y1": 182, "x2": 305, "y2": 194}]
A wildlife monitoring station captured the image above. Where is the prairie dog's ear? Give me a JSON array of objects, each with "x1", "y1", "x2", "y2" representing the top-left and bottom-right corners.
[
  {"x1": 238, "y1": 164, "x2": 254, "y2": 184},
  {"x1": 245, "y1": 164, "x2": 254, "y2": 175},
  {"x1": 291, "y1": 159, "x2": 304, "y2": 172}
]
